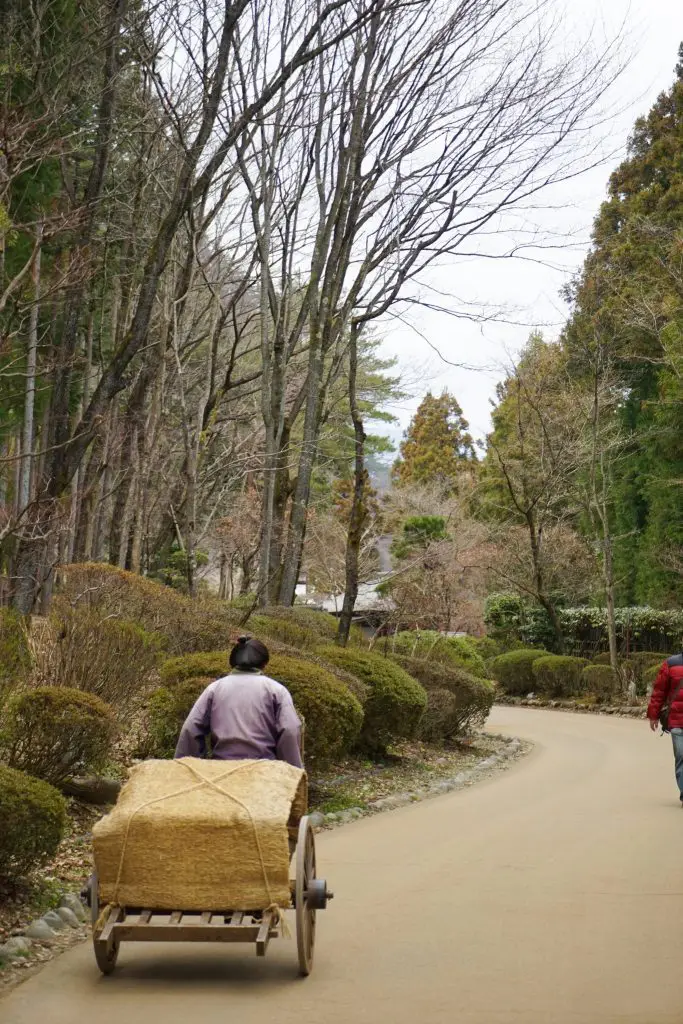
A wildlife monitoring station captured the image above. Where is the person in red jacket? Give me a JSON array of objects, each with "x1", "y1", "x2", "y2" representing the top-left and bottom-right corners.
[{"x1": 647, "y1": 653, "x2": 683, "y2": 804}]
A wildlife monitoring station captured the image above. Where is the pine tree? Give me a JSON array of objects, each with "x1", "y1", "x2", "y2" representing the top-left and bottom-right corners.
[{"x1": 392, "y1": 392, "x2": 475, "y2": 490}]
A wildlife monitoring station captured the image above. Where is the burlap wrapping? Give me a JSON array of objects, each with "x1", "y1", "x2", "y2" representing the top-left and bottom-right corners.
[{"x1": 93, "y1": 758, "x2": 307, "y2": 911}]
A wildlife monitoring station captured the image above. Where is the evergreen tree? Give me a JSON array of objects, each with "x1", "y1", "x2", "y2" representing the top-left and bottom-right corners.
[
  {"x1": 562, "y1": 45, "x2": 683, "y2": 605},
  {"x1": 392, "y1": 391, "x2": 475, "y2": 490}
]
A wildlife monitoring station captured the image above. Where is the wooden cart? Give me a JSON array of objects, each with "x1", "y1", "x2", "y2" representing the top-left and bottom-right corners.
[{"x1": 89, "y1": 814, "x2": 333, "y2": 978}]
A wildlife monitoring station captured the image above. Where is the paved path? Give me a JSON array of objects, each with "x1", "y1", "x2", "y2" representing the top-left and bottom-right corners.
[{"x1": 3, "y1": 707, "x2": 682, "y2": 1024}]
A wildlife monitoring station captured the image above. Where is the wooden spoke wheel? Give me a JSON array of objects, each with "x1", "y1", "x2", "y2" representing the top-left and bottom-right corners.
[
  {"x1": 91, "y1": 872, "x2": 119, "y2": 976},
  {"x1": 295, "y1": 816, "x2": 316, "y2": 976}
]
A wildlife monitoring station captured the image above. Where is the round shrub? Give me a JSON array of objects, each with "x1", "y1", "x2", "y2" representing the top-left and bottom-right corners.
[
  {"x1": 0, "y1": 609, "x2": 31, "y2": 707},
  {"x1": 249, "y1": 616, "x2": 319, "y2": 651},
  {"x1": 57, "y1": 563, "x2": 239, "y2": 654},
  {"x1": 44, "y1": 605, "x2": 162, "y2": 713},
  {"x1": 253, "y1": 607, "x2": 367, "y2": 646},
  {"x1": 592, "y1": 651, "x2": 613, "y2": 665},
  {"x1": 469, "y1": 636, "x2": 504, "y2": 662},
  {"x1": 2, "y1": 687, "x2": 116, "y2": 785},
  {"x1": 490, "y1": 649, "x2": 549, "y2": 696},
  {"x1": 144, "y1": 677, "x2": 212, "y2": 758},
  {"x1": 391, "y1": 655, "x2": 494, "y2": 736},
  {"x1": 388, "y1": 631, "x2": 487, "y2": 678},
  {"x1": 582, "y1": 665, "x2": 619, "y2": 702},
  {"x1": 268, "y1": 654, "x2": 363, "y2": 762},
  {"x1": 643, "y1": 662, "x2": 664, "y2": 691},
  {"x1": 630, "y1": 651, "x2": 668, "y2": 672},
  {"x1": 532, "y1": 655, "x2": 589, "y2": 698},
  {"x1": 0, "y1": 765, "x2": 67, "y2": 882},
  {"x1": 315, "y1": 645, "x2": 427, "y2": 755},
  {"x1": 160, "y1": 651, "x2": 229, "y2": 687},
  {"x1": 418, "y1": 689, "x2": 459, "y2": 743}
]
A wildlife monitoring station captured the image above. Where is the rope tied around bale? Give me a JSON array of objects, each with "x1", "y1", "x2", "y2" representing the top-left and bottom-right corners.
[{"x1": 102, "y1": 760, "x2": 292, "y2": 938}]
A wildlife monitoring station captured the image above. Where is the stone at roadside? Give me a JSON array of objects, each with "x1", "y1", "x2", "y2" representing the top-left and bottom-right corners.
[
  {"x1": 25, "y1": 920, "x2": 57, "y2": 943},
  {"x1": 60, "y1": 893, "x2": 86, "y2": 922},
  {"x1": 308, "y1": 811, "x2": 326, "y2": 828},
  {"x1": 4, "y1": 937, "x2": 32, "y2": 955},
  {"x1": 56, "y1": 907, "x2": 81, "y2": 929},
  {"x1": 42, "y1": 911, "x2": 66, "y2": 932}
]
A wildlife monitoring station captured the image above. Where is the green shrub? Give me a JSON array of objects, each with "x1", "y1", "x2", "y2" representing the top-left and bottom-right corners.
[
  {"x1": 644, "y1": 662, "x2": 664, "y2": 691},
  {"x1": 251, "y1": 607, "x2": 366, "y2": 646},
  {"x1": 56, "y1": 563, "x2": 239, "y2": 654},
  {"x1": 315, "y1": 645, "x2": 427, "y2": 755},
  {"x1": 160, "y1": 651, "x2": 229, "y2": 687},
  {"x1": 391, "y1": 655, "x2": 494, "y2": 736},
  {"x1": 268, "y1": 654, "x2": 363, "y2": 761},
  {"x1": 144, "y1": 678, "x2": 212, "y2": 758},
  {"x1": 469, "y1": 636, "x2": 504, "y2": 662},
  {"x1": 582, "y1": 665, "x2": 619, "y2": 702},
  {"x1": 40, "y1": 605, "x2": 162, "y2": 713},
  {"x1": 629, "y1": 651, "x2": 668, "y2": 672},
  {"x1": 0, "y1": 765, "x2": 67, "y2": 882},
  {"x1": 592, "y1": 651, "x2": 612, "y2": 665},
  {"x1": 418, "y1": 689, "x2": 460, "y2": 743},
  {"x1": 532, "y1": 655, "x2": 589, "y2": 698},
  {"x1": 2, "y1": 687, "x2": 116, "y2": 785},
  {"x1": 248, "y1": 616, "x2": 319, "y2": 651},
  {"x1": 256, "y1": 607, "x2": 339, "y2": 640},
  {"x1": 490, "y1": 649, "x2": 549, "y2": 695},
  {"x1": 387, "y1": 631, "x2": 487, "y2": 678},
  {"x1": 0, "y1": 609, "x2": 31, "y2": 706}
]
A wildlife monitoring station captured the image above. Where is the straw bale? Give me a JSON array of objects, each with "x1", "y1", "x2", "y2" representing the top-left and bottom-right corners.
[{"x1": 93, "y1": 758, "x2": 307, "y2": 911}]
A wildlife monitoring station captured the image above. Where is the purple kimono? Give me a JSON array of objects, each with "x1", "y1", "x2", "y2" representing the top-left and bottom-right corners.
[{"x1": 173, "y1": 670, "x2": 303, "y2": 768}]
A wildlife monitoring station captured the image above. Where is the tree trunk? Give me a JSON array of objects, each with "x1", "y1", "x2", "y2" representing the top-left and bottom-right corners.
[
  {"x1": 526, "y1": 513, "x2": 565, "y2": 653},
  {"x1": 277, "y1": 331, "x2": 325, "y2": 606},
  {"x1": 337, "y1": 326, "x2": 366, "y2": 646},
  {"x1": 18, "y1": 221, "x2": 42, "y2": 512}
]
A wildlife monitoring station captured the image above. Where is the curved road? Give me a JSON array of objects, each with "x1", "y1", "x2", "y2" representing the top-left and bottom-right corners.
[{"x1": 3, "y1": 707, "x2": 683, "y2": 1024}]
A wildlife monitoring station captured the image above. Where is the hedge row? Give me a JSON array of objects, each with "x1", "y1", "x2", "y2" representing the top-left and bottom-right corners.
[
  {"x1": 385, "y1": 631, "x2": 488, "y2": 678},
  {"x1": 485, "y1": 593, "x2": 683, "y2": 655}
]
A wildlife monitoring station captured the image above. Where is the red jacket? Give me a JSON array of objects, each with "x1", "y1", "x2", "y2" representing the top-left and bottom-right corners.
[{"x1": 647, "y1": 655, "x2": 683, "y2": 728}]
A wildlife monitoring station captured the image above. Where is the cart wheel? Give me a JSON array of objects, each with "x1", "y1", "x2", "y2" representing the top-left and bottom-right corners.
[
  {"x1": 295, "y1": 816, "x2": 316, "y2": 977},
  {"x1": 91, "y1": 872, "x2": 119, "y2": 976}
]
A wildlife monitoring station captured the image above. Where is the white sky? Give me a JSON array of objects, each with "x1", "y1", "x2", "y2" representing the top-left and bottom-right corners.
[{"x1": 375, "y1": 0, "x2": 683, "y2": 451}]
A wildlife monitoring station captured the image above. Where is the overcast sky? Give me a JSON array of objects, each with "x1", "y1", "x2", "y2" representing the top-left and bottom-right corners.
[{"x1": 374, "y1": 0, "x2": 683, "y2": 453}]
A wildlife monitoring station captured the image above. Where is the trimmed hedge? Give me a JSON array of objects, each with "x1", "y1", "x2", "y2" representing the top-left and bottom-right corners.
[
  {"x1": 418, "y1": 689, "x2": 460, "y2": 743},
  {"x1": 248, "y1": 616, "x2": 319, "y2": 651},
  {"x1": 145, "y1": 677, "x2": 212, "y2": 758},
  {"x1": 387, "y1": 631, "x2": 487, "y2": 678},
  {"x1": 391, "y1": 655, "x2": 494, "y2": 737},
  {"x1": 582, "y1": 665, "x2": 619, "y2": 702},
  {"x1": 160, "y1": 651, "x2": 229, "y2": 687},
  {"x1": 0, "y1": 609, "x2": 31, "y2": 705},
  {"x1": 45, "y1": 605, "x2": 162, "y2": 712},
  {"x1": 267, "y1": 654, "x2": 363, "y2": 761},
  {"x1": 532, "y1": 656, "x2": 589, "y2": 698},
  {"x1": 57, "y1": 563, "x2": 240, "y2": 654},
  {"x1": 490, "y1": 649, "x2": 549, "y2": 696},
  {"x1": 630, "y1": 651, "x2": 668, "y2": 672},
  {"x1": 2, "y1": 687, "x2": 116, "y2": 785},
  {"x1": 315, "y1": 645, "x2": 427, "y2": 755},
  {"x1": 644, "y1": 663, "x2": 663, "y2": 690},
  {"x1": 0, "y1": 765, "x2": 67, "y2": 882}
]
